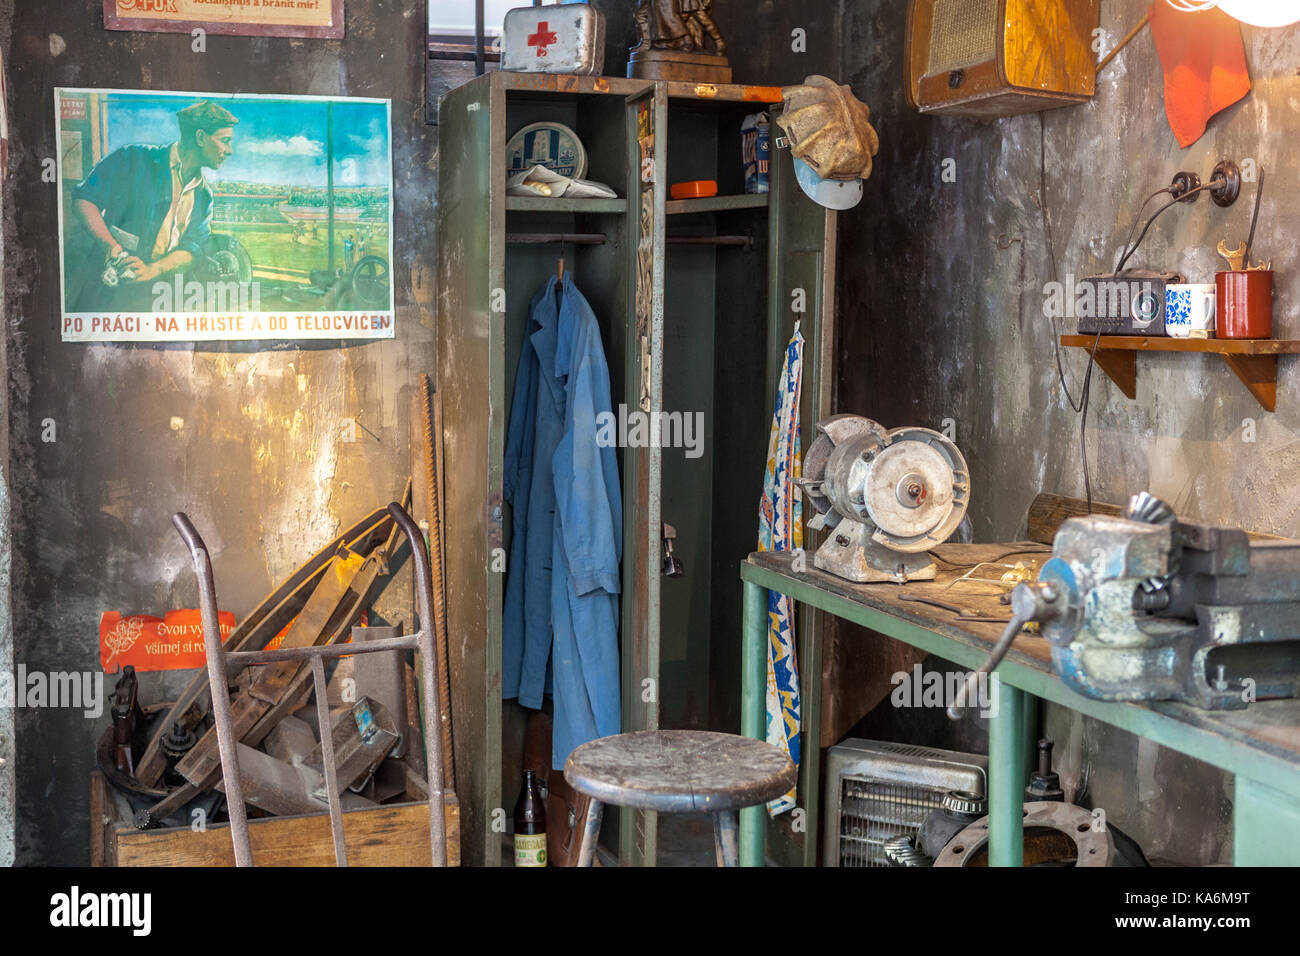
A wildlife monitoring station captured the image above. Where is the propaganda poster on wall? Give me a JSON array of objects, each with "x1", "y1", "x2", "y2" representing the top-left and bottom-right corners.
[
  {"x1": 56, "y1": 88, "x2": 394, "y2": 343},
  {"x1": 104, "y1": 0, "x2": 345, "y2": 40}
]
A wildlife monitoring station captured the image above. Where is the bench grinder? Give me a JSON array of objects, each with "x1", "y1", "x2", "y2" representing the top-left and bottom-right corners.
[{"x1": 797, "y1": 414, "x2": 970, "y2": 583}]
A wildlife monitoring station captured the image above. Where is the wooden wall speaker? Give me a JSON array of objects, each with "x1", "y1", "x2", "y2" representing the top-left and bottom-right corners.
[{"x1": 905, "y1": 0, "x2": 1100, "y2": 118}]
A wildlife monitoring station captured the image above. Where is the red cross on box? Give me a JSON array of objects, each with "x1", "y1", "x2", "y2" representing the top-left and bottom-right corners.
[{"x1": 527, "y1": 21, "x2": 558, "y2": 57}]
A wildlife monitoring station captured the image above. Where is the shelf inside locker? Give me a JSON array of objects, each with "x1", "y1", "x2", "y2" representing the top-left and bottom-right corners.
[
  {"x1": 505, "y1": 196, "x2": 628, "y2": 214},
  {"x1": 665, "y1": 193, "x2": 769, "y2": 215}
]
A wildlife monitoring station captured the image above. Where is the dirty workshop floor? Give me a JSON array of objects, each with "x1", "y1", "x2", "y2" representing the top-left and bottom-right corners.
[{"x1": 505, "y1": 813, "x2": 723, "y2": 866}]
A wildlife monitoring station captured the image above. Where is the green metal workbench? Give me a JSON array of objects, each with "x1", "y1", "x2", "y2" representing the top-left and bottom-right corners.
[{"x1": 740, "y1": 548, "x2": 1300, "y2": 866}]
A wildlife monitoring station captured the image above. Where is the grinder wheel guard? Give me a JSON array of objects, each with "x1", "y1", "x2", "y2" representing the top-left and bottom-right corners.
[{"x1": 798, "y1": 414, "x2": 970, "y2": 583}]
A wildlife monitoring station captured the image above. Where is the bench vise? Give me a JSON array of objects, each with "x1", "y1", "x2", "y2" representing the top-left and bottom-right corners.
[{"x1": 1010, "y1": 493, "x2": 1300, "y2": 709}]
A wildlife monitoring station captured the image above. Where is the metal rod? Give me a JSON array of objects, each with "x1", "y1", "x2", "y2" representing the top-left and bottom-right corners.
[
  {"x1": 420, "y1": 379, "x2": 457, "y2": 793},
  {"x1": 504, "y1": 233, "x2": 751, "y2": 248},
  {"x1": 577, "y1": 799, "x2": 604, "y2": 866},
  {"x1": 387, "y1": 501, "x2": 448, "y2": 867},
  {"x1": 311, "y1": 655, "x2": 349, "y2": 866},
  {"x1": 1244, "y1": 168, "x2": 1264, "y2": 267},
  {"x1": 223, "y1": 633, "x2": 418, "y2": 666},
  {"x1": 425, "y1": 48, "x2": 501, "y2": 63},
  {"x1": 739, "y1": 579, "x2": 767, "y2": 867},
  {"x1": 989, "y1": 680, "x2": 1026, "y2": 867},
  {"x1": 713, "y1": 811, "x2": 740, "y2": 867},
  {"x1": 1096, "y1": 13, "x2": 1149, "y2": 74},
  {"x1": 474, "y1": 0, "x2": 485, "y2": 76},
  {"x1": 506, "y1": 232, "x2": 606, "y2": 245},
  {"x1": 171, "y1": 513, "x2": 253, "y2": 867},
  {"x1": 947, "y1": 614, "x2": 1029, "y2": 720},
  {"x1": 667, "y1": 235, "x2": 752, "y2": 247}
]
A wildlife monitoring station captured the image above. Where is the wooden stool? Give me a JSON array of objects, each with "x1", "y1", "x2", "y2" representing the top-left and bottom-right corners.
[{"x1": 563, "y1": 730, "x2": 796, "y2": 866}]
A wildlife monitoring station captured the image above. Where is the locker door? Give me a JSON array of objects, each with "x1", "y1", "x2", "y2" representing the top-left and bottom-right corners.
[
  {"x1": 435, "y1": 72, "x2": 504, "y2": 867},
  {"x1": 617, "y1": 82, "x2": 666, "y2": 867},
  {"x1": 760, "y1": 115, "x2": 838, "y2": 867}
]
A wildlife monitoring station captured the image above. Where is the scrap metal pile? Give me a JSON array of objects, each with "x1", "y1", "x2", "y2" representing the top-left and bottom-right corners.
[{"x1": 97, "y1": 486, "x2": 457, "y2": 832}]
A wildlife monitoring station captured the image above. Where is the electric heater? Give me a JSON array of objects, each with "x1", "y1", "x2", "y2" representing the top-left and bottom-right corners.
[{"x1": 824, "y1": 738, "x2": 988, "y2": 867}]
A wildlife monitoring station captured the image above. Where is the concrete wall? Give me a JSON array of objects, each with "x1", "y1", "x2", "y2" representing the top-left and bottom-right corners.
[
  {"x1": 1, "y1": 0, "x2": 839, "y2": 868},
  {"x1": 834, "y1": 0, "x2": 1300, "y2": 863},
  {"x1": 5, "y1": 1, "x2": 434, "y2": 864},
  {"x1": 5, "y1": 0, "x2": 1279, "y2": 867},
  {"x1": 0, "y1": 0, "x2": 12, "y2": 869}
]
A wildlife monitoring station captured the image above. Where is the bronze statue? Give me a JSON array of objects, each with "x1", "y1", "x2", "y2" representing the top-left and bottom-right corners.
[
  {"x1": 632, "y1": 0, "x2": 728, "y2": 54},
  {"x1": 629, "y1": 0, "x2": 730, "y2": 81},
  {"x1": 680, "y1": 0, "x2": 726, "y2": 55}
]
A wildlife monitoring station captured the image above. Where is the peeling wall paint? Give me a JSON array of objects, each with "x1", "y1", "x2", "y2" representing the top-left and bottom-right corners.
[
  {"x1": 0, "y1": 0, "x2": 829, "y2": 867},
  {"x1": 4, "y1": 0, "x2": 434, "y2": 864},
  {"x1": 835, "y1": 0, "x2": 1300, "y2": 862},
  {"x1": 4, "y1": 0, "x2": 1280, "y2": 867}
]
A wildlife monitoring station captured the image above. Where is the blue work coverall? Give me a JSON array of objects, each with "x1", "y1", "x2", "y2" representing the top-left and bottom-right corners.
[{"x1": 503, "y1": 274, "x2": 622, "y2": 769}]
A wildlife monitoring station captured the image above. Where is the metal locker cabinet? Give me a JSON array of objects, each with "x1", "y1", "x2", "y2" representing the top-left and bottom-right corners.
[{"x1": 436, "y1": 72, "x2": 834, "y2": 866}]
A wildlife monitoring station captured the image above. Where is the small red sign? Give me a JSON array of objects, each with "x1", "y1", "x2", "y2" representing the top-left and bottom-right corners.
[
  {"x1": 60, "y1": 96, "x2": 87, "y2": 120},
  {"x1": 99, "y1": 609, "x2": 236, "y2": 672}
]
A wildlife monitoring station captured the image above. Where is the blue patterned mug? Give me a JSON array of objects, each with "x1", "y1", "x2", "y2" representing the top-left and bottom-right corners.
[{"x1": 1166, "y1": 284, "x2": 1216, "y2": 337}]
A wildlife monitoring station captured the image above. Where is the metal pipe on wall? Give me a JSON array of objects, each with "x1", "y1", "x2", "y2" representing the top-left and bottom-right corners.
[
  {"x1": 506, "y1": 232, "x2": 607, "y2": 245},
  {"x1": 475, "y1": 0, "x2": 486, "y2": 76}
]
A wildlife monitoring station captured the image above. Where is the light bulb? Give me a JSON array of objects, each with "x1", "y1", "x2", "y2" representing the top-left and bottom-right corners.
[{"x1": 1217, "y1": 0, "x2": 1300, "y2": 26}]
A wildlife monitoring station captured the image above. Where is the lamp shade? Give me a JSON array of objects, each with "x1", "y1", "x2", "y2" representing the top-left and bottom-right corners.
[{"x1": 1217, "y1": 0, "x2": 1300, "y2": 27}]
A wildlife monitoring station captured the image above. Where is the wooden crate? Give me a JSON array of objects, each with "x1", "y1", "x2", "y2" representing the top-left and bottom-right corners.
[{"x1": 91, "y1": 771, "x2": 460, "y2": 866}]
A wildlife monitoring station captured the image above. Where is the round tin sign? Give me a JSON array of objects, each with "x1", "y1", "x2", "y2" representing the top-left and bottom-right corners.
[{"x1": 505, "y1": 122, "x2": 587, "y2": 181}]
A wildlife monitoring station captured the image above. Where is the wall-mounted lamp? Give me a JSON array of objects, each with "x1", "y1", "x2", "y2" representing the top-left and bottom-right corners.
[{"x1": 1166, "y1": 0, "x2": 1300, "y2": 27}]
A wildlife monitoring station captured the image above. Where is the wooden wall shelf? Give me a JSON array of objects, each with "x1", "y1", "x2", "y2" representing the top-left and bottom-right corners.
[{"x1": 1059, "y1": 334, "x2": 1300, "y2": 412}]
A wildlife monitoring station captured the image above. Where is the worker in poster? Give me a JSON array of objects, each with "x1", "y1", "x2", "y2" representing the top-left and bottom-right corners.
[
  {"x1": 57, "y1": 87, "x2": 395, "y2": 342},
  {"x1": 65, "y1": 100, "x2": 237, "y2": 312}
]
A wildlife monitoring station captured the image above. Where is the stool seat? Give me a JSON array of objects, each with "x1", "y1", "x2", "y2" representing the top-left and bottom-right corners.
[{"x1": 564, "y1": 729, "x2": 796, "y2": 814}]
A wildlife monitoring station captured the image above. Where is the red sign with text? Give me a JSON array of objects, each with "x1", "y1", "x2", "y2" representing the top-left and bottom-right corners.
[{"x1": 99, "y1": 609, "x2": 236, "y2": 672}]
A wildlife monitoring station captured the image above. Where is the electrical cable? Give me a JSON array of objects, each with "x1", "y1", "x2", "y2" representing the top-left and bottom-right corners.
[
  {"x1": 1114, "y1": 187, "x2": 1174, "y2": 273},
  {"x1": 1045, "y1": 122, "x2": 1220, "y2": 517},
  {"x1": 927, "y1": 545, "x2": 1052, "y2": 568},
  {"x1": 1078, "y1": 177, "x2": 1219, "y2": 515},
  {"x1": 1079, "y1": 330, "x2": 1103, "y2": 514},
  {"x1": 1072, "y1": 188, "x2": 1177, "y2": 514},
  {"x1": 1070, "y1": 188, "x2": 1173, "y2": 515},
  {"x1": 1040, "y1": 113, "x2": 1084, "y2": 414},
  {"x1": 1116, "y1": 180, "x2": 1217, "y2": 273}
]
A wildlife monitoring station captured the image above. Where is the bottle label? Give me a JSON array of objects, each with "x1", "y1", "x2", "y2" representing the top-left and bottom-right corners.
[{"x1": 515, "y1": 832, "x2": 548, "y2": 867}]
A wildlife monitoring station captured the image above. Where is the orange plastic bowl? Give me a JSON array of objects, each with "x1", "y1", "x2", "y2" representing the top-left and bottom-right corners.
[{"x1": 670, "y1": 180, "x2": 718, "y2": 199}]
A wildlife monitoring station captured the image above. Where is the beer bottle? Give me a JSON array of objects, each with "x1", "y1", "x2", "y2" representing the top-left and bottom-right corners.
[{"x1": 513, "y1": 769, "x2": 547, "y2": 867}]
